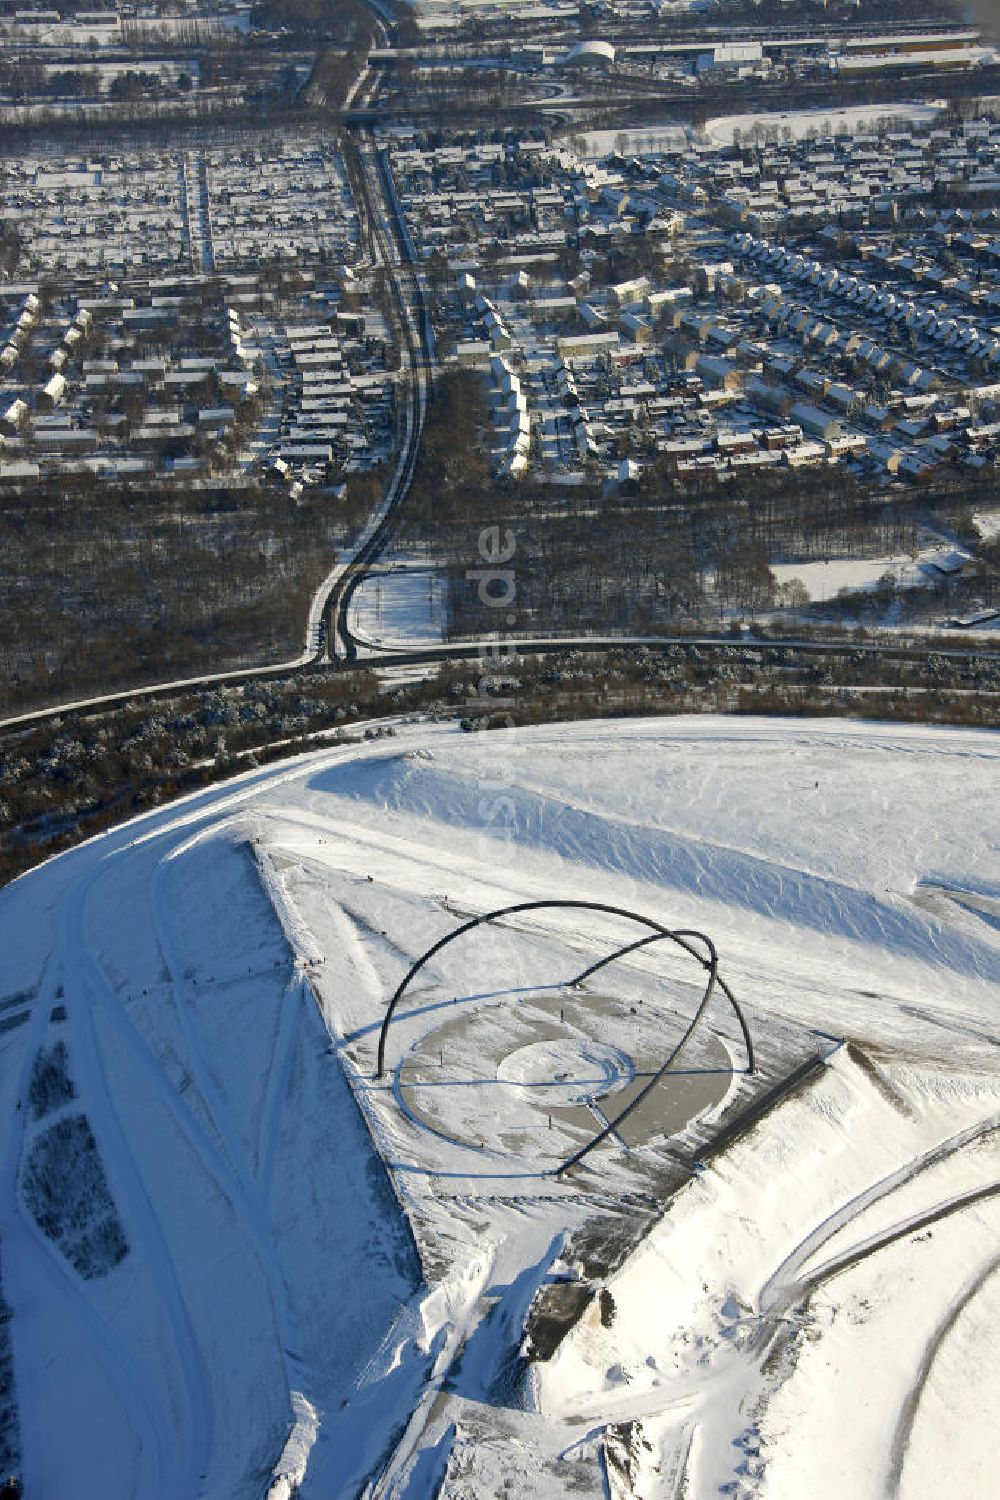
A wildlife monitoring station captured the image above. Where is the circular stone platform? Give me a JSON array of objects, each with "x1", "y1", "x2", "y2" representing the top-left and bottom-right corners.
[
  {"x1": 395, "y1": 986, "x2": 734, "y2": 1164},
  {"x1": 496, "y1": 1039, "x2": 635, "y2": 1107}
]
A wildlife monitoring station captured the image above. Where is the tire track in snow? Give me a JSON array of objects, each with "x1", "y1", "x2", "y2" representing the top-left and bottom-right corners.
[
  {"x1": 67, "y1": 834, "x2": 312, "y2": 1494},
  {"x1": 152, "y1": 821, "x2": 363, "y2": 1491},
  {"x1": 64, "y1": 864, "x2": 213, "y2": 1496},
  {"x1": 885, "y1": 1249, "x2": 1000, "y2": 1498},
  {"x1": 258, "y1": 809, "x2": 637, "y2": 997},
  {"x1": 7, "y1": 1198, "x2": 163, "y2": 1498},
  {"x1": 325, "y1": 756, "x2": 1000, "y2": 984},
  {"x1": 0, "y1": 954, "x2": 165, "y2": 1498},
  {"x1": 757, "y1": 1110, "x2": 1000, "y2": 1319},
  {"x1": 2, "y1": 880, "x2": 186, "y2": 1497},
  {"x1": 255, "y1": 976, "x2": 305, "y2": 1204},
  {"x1": 152, "y1": 829, "x2": 291, "y2": 1242},
  {"x1": 759, "y1": 1180, "x2": 1000, "y2": 1346}
]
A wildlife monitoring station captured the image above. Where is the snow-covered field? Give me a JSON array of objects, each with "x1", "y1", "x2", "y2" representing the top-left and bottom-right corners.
[
  {"x1": 1, "y1": 714, "x2": 999, "y2": 1498},
  {"x1": 974, "y1": 507, "x2": 1000, "y2": 543},
  {"x1": 573, "y1": 105, "x2": 947, "y2": 160},
  {"x1": 702, "y1": 102, "x2": 946, "y2": 146},
  {"x1": 771, "y1": 543, "x2": 969, "y2": 601},
  {"x1": 348, "y1": 561, "x2": 448, "y2": 648},
  {"x1": 577, "y1": 124, "x2": 689, "y2": 158}
]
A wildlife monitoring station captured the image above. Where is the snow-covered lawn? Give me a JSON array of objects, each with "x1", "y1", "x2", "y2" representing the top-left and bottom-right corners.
[
  {"x1": 1, "y1": 714, "x2": 998, "y2": 1498},
  {"x1": 348, "y1": 559, "x2": 448, "y2": 647},
  {"x1": 577, "y1": 124, "x2": 689, "y2": 158},
  {"x1": 575, "y1": 104, "x2": 946, "y2": 159},
  {"x1": 973, "y1": 508, "x2": 1000, "y2": 543},
  {"x1": 702, "y1": 101, "x2": 945, "y2": 146},
  {"x1": 772, "y1": 542, "x2": 969, "y2": 601}
]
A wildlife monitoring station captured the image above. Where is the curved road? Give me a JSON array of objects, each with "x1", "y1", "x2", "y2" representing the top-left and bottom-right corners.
[
  {"x1": 2, "y1": 630, "x2": 999, "y2": 736},
  {"x1": 321, "y1": 133, "x2": 432, "y2": 666}
]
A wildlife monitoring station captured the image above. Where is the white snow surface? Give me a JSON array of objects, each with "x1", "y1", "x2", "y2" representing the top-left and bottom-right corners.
[
  {"x1": 577, "y1": 124, "x2": 689, "y2": 158},
  {"x1": 348, "y1": 560, "x2": 447, "y2": 647},
  {"x1": 973, "y1": 507, "x2": 1000, "y2": 543},
  {"x1": 1, "y1": 714, "x2": 999, "y2": 1499},
  {"x1": 574, "y1": 105, "x2": 945, "y2": 159},
  {"x1": 702, "y1": 101, "x2": 945, "y2": 145},
  {"x1": 771, "y1": 542, "x2": 971, "y2": 600}
]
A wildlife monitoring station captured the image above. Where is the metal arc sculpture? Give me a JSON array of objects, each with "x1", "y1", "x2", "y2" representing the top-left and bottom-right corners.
[{"x1": 376, "y1": 900, "x2": 755, "y2": 1177}]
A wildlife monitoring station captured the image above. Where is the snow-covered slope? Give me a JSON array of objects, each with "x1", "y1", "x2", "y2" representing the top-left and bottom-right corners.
[{"x1": 0, "y1": 715, "x2": 998, "y2": 1499}]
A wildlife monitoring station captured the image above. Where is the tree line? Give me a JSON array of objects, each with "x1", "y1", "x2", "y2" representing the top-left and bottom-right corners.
[{"x1": 392, "y1": 370, "x2": 993, "y2": 635}]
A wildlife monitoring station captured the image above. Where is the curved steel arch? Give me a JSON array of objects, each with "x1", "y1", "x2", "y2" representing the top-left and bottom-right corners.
[
  {"x1": 376, "y1": 900, "x2": 755, "y2": 1176},
  {"x1": 572, "y1": 929, "x2": 755, "y2": 1079}
]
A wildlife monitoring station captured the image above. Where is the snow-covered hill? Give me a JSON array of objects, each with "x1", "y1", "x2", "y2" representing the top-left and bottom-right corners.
[{"x1": 1, "y1": 715, "x2": 998, "y2": 1499}]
